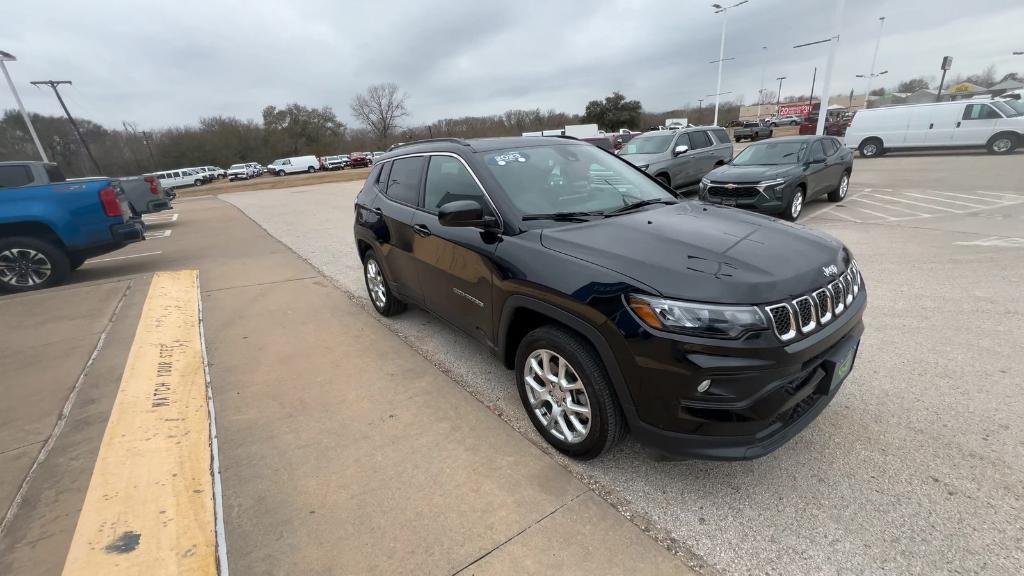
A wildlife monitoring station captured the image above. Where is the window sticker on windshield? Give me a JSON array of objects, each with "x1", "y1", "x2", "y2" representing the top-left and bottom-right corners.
[{"x1": 488, "y1": 152, "x2": 529, "y2": 166}]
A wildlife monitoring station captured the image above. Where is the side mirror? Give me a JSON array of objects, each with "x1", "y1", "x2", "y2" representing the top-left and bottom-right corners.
[
  {"x1": 438, "y1": 200, "x2": 498, "y2": 229},
  {"x1": 673, "y1": 145, "x2": 689, "y2": 156}
]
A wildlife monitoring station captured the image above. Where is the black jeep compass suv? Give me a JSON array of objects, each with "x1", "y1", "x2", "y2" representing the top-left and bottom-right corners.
[{"x1": 353, "y1": 137, "x2": 865, "y2": 460}]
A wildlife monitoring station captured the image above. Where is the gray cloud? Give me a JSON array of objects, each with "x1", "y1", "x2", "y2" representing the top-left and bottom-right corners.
[{"x1": 3, "y1": 0, "x2": 1022, "y2": 130}]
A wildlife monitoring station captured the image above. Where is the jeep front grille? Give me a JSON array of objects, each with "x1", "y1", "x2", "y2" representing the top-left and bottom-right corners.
[{"x1": 765, "y1": 263, "x2": 862, "y2": 342}]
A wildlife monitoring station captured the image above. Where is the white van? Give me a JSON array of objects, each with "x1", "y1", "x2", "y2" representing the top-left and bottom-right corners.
[
  {"x1": 844, "y1": 99, "x2": 1023, "y2": 157},
  {"x1": 267, "y1": 155, "x2": 319, "y2": 176},
  {"x1": 154, "y1": 168, "x2": 205, "y2": 188}
]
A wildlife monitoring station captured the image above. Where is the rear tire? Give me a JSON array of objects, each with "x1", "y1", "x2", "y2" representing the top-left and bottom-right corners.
[
  {"x1": 858, "y1": 138, "x2": 884, "y2": 158},
  {"x1": 0, "y1": 236, "x2": 70, "y2": 293},
  {"x1": 277, "y1": 169, "x2": 286, "y2": 176},
  {"x1": 307, "y1": 166, "x2": 316, "y2": 173},
  {"x1": 193, "y1": 179, "x2": 203, "y2": 186},
  {"x1": 987, "y1": 133, "x2": 1018, "y2": 155},
  {"x1": 515, "y1": 325, "x2": 625, "y2": 459},
  {"x1": 362, "y1": 250, "x2": 406, "y2": 317},
  {"x1": 69, "y1": 254, "x2": 87, "y2": 271},
  {"x1": 828, "y1": 171, "x2": 850, "y2": 202}
]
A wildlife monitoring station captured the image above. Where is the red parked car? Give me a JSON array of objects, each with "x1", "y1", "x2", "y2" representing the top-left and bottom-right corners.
[
  {"x1": 799, "y1": 116, "x2": 849, "y2": 136},
  {"x1": 346, "y1": 154, "x2": 371, "y2": 169}
]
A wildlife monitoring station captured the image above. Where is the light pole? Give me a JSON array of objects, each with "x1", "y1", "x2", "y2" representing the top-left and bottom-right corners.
[
  {"x1": 775, "y1": 76, "x2": 786, "y2": 114},
  {"x1": 0, "y1": 50, "x2": 48, "y2": 162},
  {"x1": 756, "y1": 45, "x2": 768, "y2": 120},
  {"x1": 856, "y1": 70, "x2": 888, "y2": 109},
  {"x1": 794, "y1": 0, "x2": 846, "y2": 136},
  {"x1": 864, "y1": 17, "x2": 886, "y2": 107},
  {"x1": 711, "y1": 1, "x2": 749, "y2": 126}
]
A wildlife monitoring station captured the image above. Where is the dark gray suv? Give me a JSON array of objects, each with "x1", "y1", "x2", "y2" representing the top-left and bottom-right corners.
[{"x1": 618, "y1": 127, "x2": 733, "y2": 193}]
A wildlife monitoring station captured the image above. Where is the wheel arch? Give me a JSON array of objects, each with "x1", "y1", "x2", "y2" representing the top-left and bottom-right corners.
[
  {"x1": 987, "y1": 131, "x2": 1019, "y2": 147},
  {"x1": 497, "y1": 295, "x2": 637, "y2": 415},
  {"x1": 0, "y1": 221, "x2": 67, "y2": 250}
]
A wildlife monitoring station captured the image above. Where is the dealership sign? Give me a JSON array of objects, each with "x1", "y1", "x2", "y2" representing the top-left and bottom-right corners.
[{"x1": 778, "y1": 103, "x2": 813, "y2": 117}]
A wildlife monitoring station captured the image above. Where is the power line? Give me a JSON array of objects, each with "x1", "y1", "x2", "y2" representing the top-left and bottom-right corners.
[{"x1": 30, "y1": 80, "x2": 103, "y2": 174}]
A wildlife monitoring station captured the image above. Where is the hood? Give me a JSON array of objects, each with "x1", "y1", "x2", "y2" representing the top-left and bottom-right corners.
[
  {"x1": 707, "y1": 163, "x2": 800, "y2": 183},
  {"x1": 619, "y1": 152, "x2": 666, "y2": 166},
  {"x1": 539, "y1": 202, "x2": 847, "y2": 304}
]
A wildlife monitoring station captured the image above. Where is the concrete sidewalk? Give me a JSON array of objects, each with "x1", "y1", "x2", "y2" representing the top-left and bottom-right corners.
[{"x1": 202, "y1": 195, "x2": 694, "y2": 574}]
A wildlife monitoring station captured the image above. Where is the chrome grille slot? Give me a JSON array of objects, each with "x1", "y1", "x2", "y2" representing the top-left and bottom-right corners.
[
  {"x1": 813, "y1": 288, "x2": 832, "y2": 324},
  {"x1": 793, "y1": 296, "x2": 816, "y2": 333},
  {"x1": 841, "y1": 272, "x2": 854, "y2": 305},
  {"x1": 830, "y1": 280, "x2": 845, "y2": 315},
  {"x1": 766, "y1": 303, "x2": 796, "y2": 341}
]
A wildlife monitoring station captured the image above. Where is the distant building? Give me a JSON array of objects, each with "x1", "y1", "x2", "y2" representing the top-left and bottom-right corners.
[
  {"x1": 904, "y1": 89, "x2": 938, "y2": 104},
  {"x1": 988, "y1": 79, "x2": 1024, "y2": 95}
]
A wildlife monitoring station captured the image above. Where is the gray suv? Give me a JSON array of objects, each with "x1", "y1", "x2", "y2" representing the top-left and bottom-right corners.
[{"x1": 618, "y1": 127, "x2": 733, "y2": 192}]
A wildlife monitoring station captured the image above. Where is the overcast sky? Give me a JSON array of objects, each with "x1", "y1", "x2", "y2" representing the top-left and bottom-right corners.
[{"x1": 3, "y1": 0, "x2": 1022, "y2": 130}]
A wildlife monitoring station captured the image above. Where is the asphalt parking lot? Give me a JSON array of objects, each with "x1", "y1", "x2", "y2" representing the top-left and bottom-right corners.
[
  {"x1": 2, "y1": 150, "x2": 1022, "y2": 575},
  {"x1": 221, "y1": 150, "x2": 1024, "y2": 576}
]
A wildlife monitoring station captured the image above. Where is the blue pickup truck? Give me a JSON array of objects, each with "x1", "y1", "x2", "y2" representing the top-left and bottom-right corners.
[{"x1": 0, "y1": 161, "x2": 146, "y2": 293}]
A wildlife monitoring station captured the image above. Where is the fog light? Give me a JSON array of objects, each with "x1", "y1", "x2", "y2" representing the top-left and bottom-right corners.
[{"x1": 697, "y1": 379, "x2": 711, "y2": 393}]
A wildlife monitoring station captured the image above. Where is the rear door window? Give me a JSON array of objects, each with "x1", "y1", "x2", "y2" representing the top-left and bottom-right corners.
[
  {"x1": 711, "y1": 128, "x2": 730, "y2": 143},
  {"x1": 689, "y1": 131, "x2": 713, "y2": 150},
  {"x1": 0, "y1": 165, "x2": 34, "y2": 188},
  {"x1": 385, "y1": 156, "x2": 426, "y2": 206}
]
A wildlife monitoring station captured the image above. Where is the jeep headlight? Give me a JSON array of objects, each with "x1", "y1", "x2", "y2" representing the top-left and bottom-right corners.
[{"x1": 627, "y1": 295, "x2": 767, "y2": 339}]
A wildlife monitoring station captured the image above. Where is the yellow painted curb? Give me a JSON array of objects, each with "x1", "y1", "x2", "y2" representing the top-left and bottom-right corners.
[{"x1": 62, "y1": 270, "x2": 217, "y2": 575}]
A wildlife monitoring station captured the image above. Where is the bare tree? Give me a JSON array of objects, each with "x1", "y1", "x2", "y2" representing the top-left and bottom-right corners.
[{"x1": 350, "y1": 82, "x2": 409, "y2": 146}]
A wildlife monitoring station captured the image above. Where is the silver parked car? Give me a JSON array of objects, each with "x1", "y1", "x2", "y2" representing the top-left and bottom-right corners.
[{"x1": 618, "y1": 126, "x2": 734, "y2": 192}]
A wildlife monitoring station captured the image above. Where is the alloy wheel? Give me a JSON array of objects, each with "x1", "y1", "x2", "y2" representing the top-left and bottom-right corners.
[
  {"x1": 838, "y1": 174, "x2": 849, "y2": 198},
  {"x1": 365, "y1": 258, "x2": 387, "y2": 309},
  {"x1": 0, "y1": 248, "x2": 52, "y2": 287},
  {"x1": 791, "y1": 190, "x2": 804, "y2": 219},
  {"x1": 523, "y1": 349, "x2": 591, "y2": 444},
  {"x1": 863, "y1": 143, "x2": 878, "y2": 156},
  {"x1": 992, "y1": 138, "x2": 1012, "y2": 153}
]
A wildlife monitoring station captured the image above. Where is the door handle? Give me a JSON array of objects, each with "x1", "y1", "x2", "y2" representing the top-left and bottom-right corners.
[
  {"x1": 929, "y1": 123, "x2": 934, "y2": 129},
  {"x1": 369, "y1": 207, "x2": 383, "y2": 216},
  {"x1": 956, "y1": 121, "x2": 961, "y2": 128},
  {"x1": 413, "y1": 224, "x2": 432, "y2": 237}
]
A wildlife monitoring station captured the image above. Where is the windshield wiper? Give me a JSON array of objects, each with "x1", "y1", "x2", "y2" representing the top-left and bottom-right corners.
[
  {"x1": 521, "y1": 211, "x2": 605, "y2": 222},
  {"x1": 604, "y1": 198, "x2": 677, "y2": 216}
]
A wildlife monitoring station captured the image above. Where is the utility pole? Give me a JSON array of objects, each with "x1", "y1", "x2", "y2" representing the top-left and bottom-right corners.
[
  {"x1": 864, "y1": 17, "x2": 886, "y2": 106},
  {"x1": 141, "y1": 131, "x2": 157, "y2": 170},
  {"x1": 0, "y1": 50, "x2": 47, "y2": 162},
  {"x1": 793, "y1": 0, "x2": 846, "y2": 135},
  {"x1": 711, "y1": 1, "x2": 750, "y2": 126},
  {"x1": 30, "y1": 80, "x2": 102, "y2": 174}
]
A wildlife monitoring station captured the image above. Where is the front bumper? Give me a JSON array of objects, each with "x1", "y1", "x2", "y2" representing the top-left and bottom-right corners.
[
  {"x1": 700, "y1": 183, "x2": 791, "y2": 214},
  {"x1": 619, "y1": 290, "x2": 865, "y2": 460}
]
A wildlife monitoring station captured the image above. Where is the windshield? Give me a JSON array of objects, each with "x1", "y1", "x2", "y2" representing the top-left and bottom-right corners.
[
  {"x1": 991, "y1": 100, "x2": 1021, "y2": 117},
  {"x1": 1000, "y1": 98, "x2": 1024, "y2": 115},
  {"x1": 481, "y1": 144, "x2": 674, "y2": 216},
  {"x1": 732, "y1": 141, "x2": 808, "y2": 166},
  {"x1": 621, "y1": 133, "x2": 674, "y2": 155},
  {"x1": 230, "y1": 164, "x2": 246, "y2": 169}
]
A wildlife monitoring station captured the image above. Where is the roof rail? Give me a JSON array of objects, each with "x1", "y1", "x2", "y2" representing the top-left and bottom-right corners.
[{"x1": 387, "y1": 137, "x2": 472, "y2": 152}]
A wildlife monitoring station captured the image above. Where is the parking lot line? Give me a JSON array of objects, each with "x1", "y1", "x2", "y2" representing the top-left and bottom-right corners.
[
  {"x1": 88, "y1": 251, "x2": 163, "y2": 263},
  {"x1": 143, "y1": 213, "x2": 179, "y2": 223},
  {"x1": 973, "y1": 190, "x2": 1022, "y2": 198},
  {"x1": 845, "y1": 205, "x2": 897, "y2": 220},
  {"x1": 848, "y1": 196, "x2": 930, "y2": 216},
  {"x1": 61, "y1": 270, "x2": 218, "y2": 576},
  {"x1": 903, "y1": 192, "x2": 988, "y2": 208},
  {"x1": 861, "y1": 193, "x2": 959, "y2": 212},
  {"x1": 929, "y1": 190, "x2": 1011, "y2": 203},
  {"x1": 145, "y1": 229, "x2": 173, "y2": 239}
]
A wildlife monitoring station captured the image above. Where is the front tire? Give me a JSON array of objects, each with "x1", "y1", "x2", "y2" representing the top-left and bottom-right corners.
[
  {"x1": 515, "y1": 325, "x2": 624, "y2": 459},
  {"x1": 656, "y1": 174, "x2": 671, "y2": 189},
  {"x1": 783, "y1": 187, "x2": 805, "y2": 221},
  {"x1": 307, "y1": 166, "x2": 316, "y2": 173},
  {"x1": 828, "y1": 171, "x2": 850, "y2": 202},
  {"x1": 362, "y1": 250, "x2": 406, "y2": 316},
  {"x1": 858, "y1": 138, "x2": 884, "y2": 158},
  {"x1": 0, "y1": 237, "x2": 70, "y2": 293},
  {"x1": 194, "y1": 179, "x2": 203, "y2": 186},
  {"x1": 987, "y1": 133, "x2": 1017, "y2": 155}
]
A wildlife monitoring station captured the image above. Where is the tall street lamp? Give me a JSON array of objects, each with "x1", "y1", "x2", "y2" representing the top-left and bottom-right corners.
[
  {"x1": 0, "y1": 50, "x2": 48, "y2": 162},
  {"x1": 794, "y1": 0, "x2": 846, "y2": 136},
  {"x1": 775, "y1": 76, "x2": 787, "y2": 111},
  {"x1": 863, "y1": 17, "x2": 886, "y2": 106},
  {"x1": 711, "y1": 0, "x2": 749, "y2": 126},
  {"x1": 856, "y1": 70, "x2": 888, "y2": 108}
]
